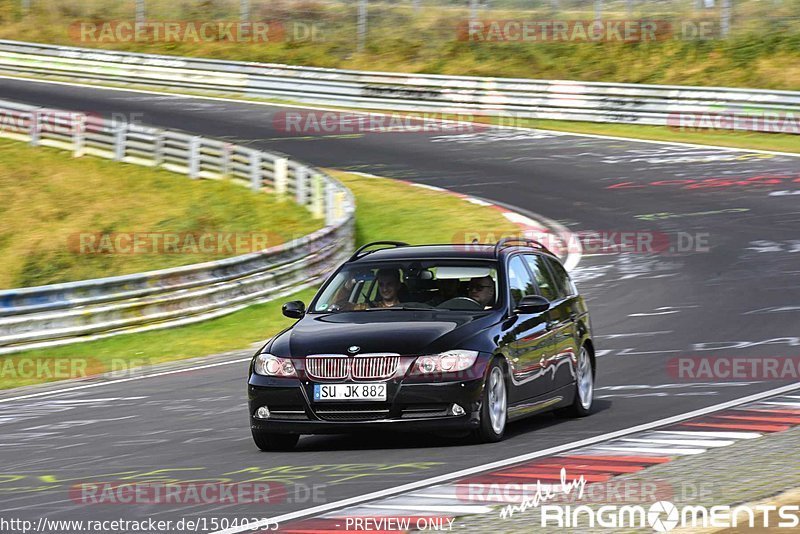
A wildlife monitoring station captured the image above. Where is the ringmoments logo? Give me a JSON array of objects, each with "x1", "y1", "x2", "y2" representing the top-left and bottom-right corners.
[{"x1": 539, "y1": 501, "x2": 800, "y2": 531}]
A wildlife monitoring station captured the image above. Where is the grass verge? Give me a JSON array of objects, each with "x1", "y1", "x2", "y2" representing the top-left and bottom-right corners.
[
  {"x1": 0, "y1": 139, "x2": 320, "y2": 288},
  {"x1": 0, "y1": 169, "x2": 521, "y2": 389}
]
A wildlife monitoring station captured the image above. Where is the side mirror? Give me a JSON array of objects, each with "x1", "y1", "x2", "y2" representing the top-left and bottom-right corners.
[
  {"x1": 282, "y1": 300, "x2": 306, "y2": 319},
  {"x1": 514, "y1": 295, "x2": 550, "y2": 315}
]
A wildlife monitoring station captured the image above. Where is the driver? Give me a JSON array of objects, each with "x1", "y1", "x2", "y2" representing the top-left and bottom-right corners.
[
  {"x1": 369, "y1": 268, "x2": 402, "y2": 308},
  {"x1": 467, "y1": 276, "x2": 496, "y2": 309},
  {"x1": 427, "y1": 278, "x2": 460, "y2": 306}
]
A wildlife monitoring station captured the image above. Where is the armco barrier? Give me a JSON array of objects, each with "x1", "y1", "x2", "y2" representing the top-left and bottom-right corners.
[
  {"x1": 0, "y1": 39, "x2": 798, "y2": 132},
  {"x1": 0, "y1": 98, "x2": 355, "y2": 355}
]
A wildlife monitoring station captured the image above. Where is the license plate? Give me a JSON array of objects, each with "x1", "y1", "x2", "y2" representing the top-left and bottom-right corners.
[{"x1": 313, "y1": 383, "x2": 387, "y2": 401}]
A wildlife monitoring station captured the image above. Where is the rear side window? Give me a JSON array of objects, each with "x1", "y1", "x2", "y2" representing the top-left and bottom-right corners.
[
  {"x1": 507, "y1": 256, "x2": 536, "y2": 308},
  {"x1": 523, "y1": 255, "x2": 559, "y2": 301},
  {"x1": 544, "y1": 256, "x2": 577, "y2": 298}
]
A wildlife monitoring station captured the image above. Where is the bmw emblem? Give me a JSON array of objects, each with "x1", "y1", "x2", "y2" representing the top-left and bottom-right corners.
[{"x1": 347, "y1": 345, "x2": 360, "y2": 354}]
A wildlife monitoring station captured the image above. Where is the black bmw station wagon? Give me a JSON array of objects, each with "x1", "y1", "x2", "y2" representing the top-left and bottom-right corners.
[{"x1": 248, "y1": 238, "x2": 595, "y2": 450}]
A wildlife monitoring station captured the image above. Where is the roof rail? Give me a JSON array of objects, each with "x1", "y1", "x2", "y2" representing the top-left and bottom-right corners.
[
  {"x1": 348, "y1": 241, "x2": 409, "y2": 261},
  {"x1": 494, "y1": 237, "x2": 555, "y2": 257}
]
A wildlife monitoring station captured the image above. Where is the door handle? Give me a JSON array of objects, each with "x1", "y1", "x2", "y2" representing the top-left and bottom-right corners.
[{"x1": 546, "y1": 321, "x2": 556, "y2": 331}]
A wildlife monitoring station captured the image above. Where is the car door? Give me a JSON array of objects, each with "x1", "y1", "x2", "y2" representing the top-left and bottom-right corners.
[
  {"x1": 501, "y1": 254, "x2": 557, "y2": 402},
  {"x1": 525, "y1": 254, "x2": 579, "y2": 393}
]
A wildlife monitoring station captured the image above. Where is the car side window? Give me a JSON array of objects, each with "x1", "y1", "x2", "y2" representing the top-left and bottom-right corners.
[
  {"x1": 524, "y1": 254, "x2": 559, "y2": 301},
  {"x1": 507, "y1": 256, "x2": 536, "y2": 308},
  {"x1": 544, "y1": 256, "x2": 577, "y2": 298}
]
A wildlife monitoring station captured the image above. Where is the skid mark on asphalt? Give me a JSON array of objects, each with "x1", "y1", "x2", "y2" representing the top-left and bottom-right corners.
[{"x1": 271, "y1": 394, "x2": 800, "y2": 532}]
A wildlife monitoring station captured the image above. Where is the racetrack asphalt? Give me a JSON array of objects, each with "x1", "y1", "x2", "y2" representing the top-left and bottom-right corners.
[{"x1": 0, "y1": 78, "x2": 798, "y2": 530}]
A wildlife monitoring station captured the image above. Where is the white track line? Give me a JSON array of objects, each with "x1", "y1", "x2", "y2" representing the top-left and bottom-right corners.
[
  {"x1": 651, "y1": 430, "x2": 762, "y2": 439},
  {"x1": 0, "y1": 357, "x2": 251, "y2": 404},
  {"x1": 618, "y1": 437, "x2": 735, "y2": 447},
  {"x1": 1, "y1": 74, "x2": 798, "y2": 158},
  {"x1": 210, "y1": 381, "x2": 800, "y2": 534},
  {"x1": 591, "y1": 446, "x2": 707, "y2": 455}
]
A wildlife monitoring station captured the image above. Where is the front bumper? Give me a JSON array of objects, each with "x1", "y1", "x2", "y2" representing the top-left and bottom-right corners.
[{"x1": 248, "y1": 374, "x2": 486, "y2": 435}]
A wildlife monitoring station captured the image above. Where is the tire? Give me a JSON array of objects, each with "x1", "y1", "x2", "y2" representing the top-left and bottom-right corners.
[
  {"x1": 556, "y1": 345, "x2": 594, "y2": 418},
  {"x1": 251, "y1": 429, "x2": 299, "y2": 451},
  {"x1": 472, "y1": 359, "x2": 508, "y2": 443}
]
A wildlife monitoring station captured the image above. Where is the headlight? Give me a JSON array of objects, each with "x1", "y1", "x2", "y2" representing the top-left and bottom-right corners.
[
  {"x1": 254, "y1": 354, "x2": 297, "y2": 377},
  {"x1": 415, "y1": 350, "x2": 479, "y2": 375}
]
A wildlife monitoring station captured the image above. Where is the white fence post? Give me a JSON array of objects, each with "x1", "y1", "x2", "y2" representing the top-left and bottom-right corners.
[
  {"x1": 136, "y1": 0, "x2": 145, "y2": 23},
  {"x1": 594, "y1": 0, "x2": 602, "y2": 27},
  {"x1": 357, "y1": 0, "x2": 367, "y2": 53},
  {"x1": 311, "y1": 173, "x2": 324, "y2": 219},
  {"x1": 295, "y1": 166, "x2": 307, "y2": 206},
  {"x1": 29, "y1": 110, "x2": 40, "y2": 146},
  {"x1": 188, "y1": 136, "x2": 200, "y2": 178},
  {"x1": 333, "y1": 190, "x2": 346, "y2": 224},
  {"x1": 114, "y1": 126, "x2": 126, "y2": 160},
  {"x1": 274, "y1": 157, "x2": 288, "y2": 196},
  {"x1": 72, "y1": 114, "x2": 85, "y2": 157},
  {"x1": 221, "y1": 143, "x2": 232, "y2": 178},
  {"x1": 325, "y1": 182, "x2": 335, "y2": 225},
  {"x1": 721, "y1": 0, "x2": 731, "y2": 37},
  {"x1": 154, "y1": 132, "x2": 164, "y2": 167},
  {"x1": 250, "y1": 150, "x2": 262, "y2": 191}
]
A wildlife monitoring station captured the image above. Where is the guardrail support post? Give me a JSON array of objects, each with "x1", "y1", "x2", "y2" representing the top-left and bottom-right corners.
[
  {"x1": 295, "y1": 166, "x2": 307, "y2": 206},
  {"x1": 188, "y1": 136, "x2": 200, "y2": 178},
  {"x1": 154, "y1": 132, "x2": 164, "y2": 167},
  {"x1": 250, "y1": 151, "x2": 262, "y2": 191},
  {"x1": 114, "y1": 127, "x2": 126, "y2": 161},
  {"x1": 311, "y1": 174, "x2": 324, "y2": 219},
  {"x1": 274, "y1": 157, "x2": 288, "y2": 197},
  {"x1": 136, "y1": 0, "x2": 145, "y2": 23},
  {"x1": 28, "y1": 110, "x2": 40, "y2": 146},
  {"x1": 221, "y1": 143, "x2": 232, "y2": 178},
  {"x1": 324, "y1": 182, "x2": 335, "y2": 225},
  {"x1": 721, "y1": 0, "x2": 731, "y2": 37},
  {"x1": 72, "y1": 114, "x2": 85, "y2": 158},
  {"x1": 333, "y1": 190, "x2": 346, "y2": 224},
  {"x1": 357, "y1": 0, "x2": 367, "y2": 53}
]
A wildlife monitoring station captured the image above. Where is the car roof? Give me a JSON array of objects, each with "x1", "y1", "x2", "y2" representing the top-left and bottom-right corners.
[{"x1": 347, "y1": 244, "x2": 555, "y2": 264}]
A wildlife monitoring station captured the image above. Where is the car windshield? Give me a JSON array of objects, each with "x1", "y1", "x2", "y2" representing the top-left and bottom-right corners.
[{"x1": 311, "y1": 260, "x2": 500, "y2": 312}]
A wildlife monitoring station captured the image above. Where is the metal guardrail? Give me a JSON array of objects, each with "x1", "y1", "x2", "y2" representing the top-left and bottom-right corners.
[
  {"x1": 0, "y1": 97, "x2": 356, "y2": 355},
  {"x1": 0, "y1": 39, "x2": 798, "y2": 133}
]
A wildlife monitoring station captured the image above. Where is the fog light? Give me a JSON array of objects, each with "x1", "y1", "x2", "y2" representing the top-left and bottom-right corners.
[
  {"x1": 255, "y1": 406, "x2": 270, "y2": 419},
  {"x1": 449, "y1": 403, "x2": 465, "y2": 416}
]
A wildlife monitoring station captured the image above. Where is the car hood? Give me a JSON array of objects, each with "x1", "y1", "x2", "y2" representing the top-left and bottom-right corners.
[{"x1": 268, "y1": 310, "x2": 498, "y2": 357}]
